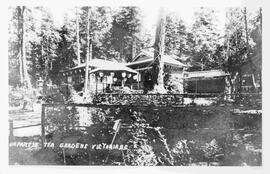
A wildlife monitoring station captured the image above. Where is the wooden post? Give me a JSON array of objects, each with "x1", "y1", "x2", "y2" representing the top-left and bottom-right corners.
[
  {"x1": 106, "y1": 75, "x2": 108, "y2": 92},
  {"x1": 63, "y1": 148, "x2": 66, "y2": 165},
  {"x1": 105, "y1": 120, "x2": 121, "y2": 163},
  {"x1": 95, "y1": 75, "x2": 98, "y2": 95},
  {"x1": 196, "y1": 79, "x2": 198, "y2": 94},
  {"x1": 9, "y1": 120, "x2": 14, "y2": 140},
  {"x1": 41, "y1": 105, "x2": 46, "y2": 149}
]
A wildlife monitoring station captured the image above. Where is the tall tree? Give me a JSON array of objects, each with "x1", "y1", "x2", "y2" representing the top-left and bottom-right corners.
[
  {"x1": 9, "y1": 7, "x2": 21, "y2": 87},
  {"x1": 84, "y1": 7, "x2": 92, "y2": 94},
  {"x1": 189, "y1": 7, "x2": 222, "y2": 71},
  {"x1": 17, "y1": 6, "x2": 32, "y2": 89},
  {"x1": 243, "y1": 7, "x2": 257, "y2": 90},
  {"x1": 223, "y1": 8, "x2": 246, "y2": 95},
  {"x1": 76, "y1": 7, "x2": 81, "y2": 65},
  {"x1": 222, "y1": 7, "x2": 261, "y2": 95},
  {"x1": 21, "y1": 7, "x2": 61, "y2": 87},
  {"x1": 78, "y1": 7, "x2": 113, "y2": 61},
  {"x1": 165, "y1": 12, "x2": 188, "y2": 57},
  {"x1": 110, "y1": 7, "x2": 142, "y2": 62},
  {"x1": 152, "y1": 8, "x2": 167, "y2": 93}
]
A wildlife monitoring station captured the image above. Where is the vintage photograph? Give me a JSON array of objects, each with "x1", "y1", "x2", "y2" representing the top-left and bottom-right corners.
[{"x1": 8, "y1": 4, "x2": 262, "y2": 166}]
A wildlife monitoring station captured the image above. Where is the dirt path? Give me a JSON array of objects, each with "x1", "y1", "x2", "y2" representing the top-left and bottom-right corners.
[{"x1": 9, "y1": 104, "x2": 42, "y2": 137}]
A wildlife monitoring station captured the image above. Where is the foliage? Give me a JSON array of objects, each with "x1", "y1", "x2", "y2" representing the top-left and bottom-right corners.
[
  {"x1": 221, "y1": 8, "x2": 261, "y2": 94},
  {"x1": 124, "y1": 114, "x2": 158, "y2": 166},
  {"x1": 8, "y1": 7, "x2": 21, "y2": 87},
  {"x1": 93, "y1": 93, "x2": 185, "y2": 106},
  {"x1": 165, "y1": 12, "x2": 189, "y2": 57},
  {"x1": 164, "y1": 69, "x2": 183, "y2": 93},
  {"x1": 9, "y1": 86, "x2": 36, "y2": 107},
  {"x1": 109, "y1": 7, "x2": 143, "y2": 62},
  {"x1": 171, "y1": 140, "x2": 193, "y2": 165},
  {"x1": 188, "y1": 7, "x2": 223, "y2": 71},
  {"x1": 8, "y1": 6, "x2": 262, "y2": 96},
  {"x1": 77, "y1": 7, "x2": 114, "y2": 61},
  {"x1": 45, "y1": 106, "x2": 79, "y2": 132},
  {"x1": 202, "y1": 139, "x2": 223, "y2": 165}
]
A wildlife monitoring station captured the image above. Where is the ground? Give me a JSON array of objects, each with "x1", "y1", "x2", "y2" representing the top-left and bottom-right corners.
[{"x1": 8, "y1": 97, "x2": 262, "y2": 166}]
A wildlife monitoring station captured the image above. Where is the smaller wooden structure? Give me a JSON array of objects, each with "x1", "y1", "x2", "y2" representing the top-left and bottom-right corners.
[{"x1": 183, "y1": 70, "x2": 229, "y2": 93}]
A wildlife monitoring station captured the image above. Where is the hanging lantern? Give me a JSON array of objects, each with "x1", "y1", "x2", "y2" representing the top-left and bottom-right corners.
[
  {"x1": 127, "y1": 73, "x2": 131, "y2": 78},
  {"x1": 113, "y1": 77, "x2": 117, "y2": 82},
  {"x1": 99, "y1": 71, "x2": 104, "y2": 77},
  {"x1": 133, "y1": 75, "x2": 138, "y2": 80},
  {"x1": 79, "y1": 69, "x2": 81, "y2": 73},
  {"x1": 110, "y1": 72, "x2": 115, "y2": 77},
  {"x1": 122, "y1": 72, "x2": 126, "y2": 78}
]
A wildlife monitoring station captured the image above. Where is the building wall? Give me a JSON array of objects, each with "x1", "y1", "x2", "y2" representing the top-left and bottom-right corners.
[{"x1": 184, "y1": 77, "x2": 226, "y2": 93}]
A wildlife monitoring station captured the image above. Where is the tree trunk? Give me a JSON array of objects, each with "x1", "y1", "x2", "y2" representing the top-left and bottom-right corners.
[
  {"x1": 244, "y1": 7, "x2": 257, "y2": 91},
  {"x1": 131, "y1": 36, "x2": 136, "y2": 60},
  {"x1": 84, "y1": 7, "x2": 92, "y2": 95},
  {"x1": 225, "y1": 38, "x2": 234, "y2": 100},
  {"x1": 259, "y1": 8, "x2": 262, "y2": 37},
  {"x1": 236, "y1": 70, "x2": 243, "y2": 103},
  {"x1": 259, "y1": 8, "x2": 262, "y2": 91},
  {"x1": 19, "y1": 48, "x2": 24, "y2": 85},
  {"x1": 152, "y1": 8, "x2": 167, "y2": 93},
  {"x1": 17, "y1": 7, "x2": 24, "y2": 85},
  {"x1": 120, "y1": 42, "x2": 124, "y2": 61},
  {"x1": 76, "y1": 7, "x2": 81, "y2": 65},
  {"x1": 41, "y1": 40, "x2": 44, "y2": 79},
  {"x1": 21, "y1": 6, "x2": 32, "y2": 89}
]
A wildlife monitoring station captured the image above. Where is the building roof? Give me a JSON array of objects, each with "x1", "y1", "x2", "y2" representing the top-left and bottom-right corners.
[
  {"x1": 126, "y1": 49, "x2": 188, "y2": 68},
  {"x1": 67, "y1": 59, "x2": 126, "y2": 70},
  {"x1": 90, "y1": 66, "x2": 138, "y2": 74},
  {"x1": 62, "y1": 59, "x2": 137, "y2": 74},
  {"x1": 183, "y1": 69, "x2": 229, "y2": 79}
]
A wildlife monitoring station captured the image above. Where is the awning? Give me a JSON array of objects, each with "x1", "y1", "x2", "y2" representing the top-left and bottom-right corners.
[
  {"x1": 89, "y1": 66, "x2": 138, "y2": 74},
  {"x1": 63, "y1": 59, "x2": 128, "y2": 72},
  {"x1": 61, "y1": 59, "x2": 138, "y2": 75}
]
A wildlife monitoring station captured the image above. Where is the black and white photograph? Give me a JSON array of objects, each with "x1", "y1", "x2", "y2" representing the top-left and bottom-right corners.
[{"x1": 5, "y1": 0, "x2": 264, "y2": 169}]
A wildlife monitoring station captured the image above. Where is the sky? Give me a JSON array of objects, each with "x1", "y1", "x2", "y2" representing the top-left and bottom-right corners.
[
  {"x1": 44, "y1": 0, "x2": 262, "y2": 36},
  {"x1": 48, "y1": 6, "x2": 227, "y2": 35}
]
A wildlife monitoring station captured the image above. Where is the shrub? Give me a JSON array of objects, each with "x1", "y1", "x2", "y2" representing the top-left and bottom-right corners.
[
  {"x1": 171, "y1": 140, "x2": 192, "y2": 165},
  {"x1": 202, "y1": 139, "x2": 223, "y2": 166},
  {"x1": 124, "y1": 114, "x2": 158, "y2": 166}
]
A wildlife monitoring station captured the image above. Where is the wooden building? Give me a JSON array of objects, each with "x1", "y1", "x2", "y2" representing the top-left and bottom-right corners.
[
  {"x1": 59, "y1": 50, "x2": 231, "y2": 94},
  {"x1": 61, "y1": 59, "x2": 138, "y2": 93},
  {"x1": 126, "y1": 49, "x2": 188, "y2": 90}
]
